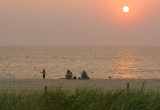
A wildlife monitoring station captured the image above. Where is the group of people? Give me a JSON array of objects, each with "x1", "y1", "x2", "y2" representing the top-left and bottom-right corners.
[
  {"x1": 41, "y1": 69, "x2": 89, "y2": 79},
  {"x1": 66, "y1": 70, "x2": 89, "y2": 79}
]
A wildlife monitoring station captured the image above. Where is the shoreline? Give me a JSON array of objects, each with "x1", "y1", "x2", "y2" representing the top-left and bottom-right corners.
[{"x1": 0, "y1": 79, "x2": 160, "y2": 91}]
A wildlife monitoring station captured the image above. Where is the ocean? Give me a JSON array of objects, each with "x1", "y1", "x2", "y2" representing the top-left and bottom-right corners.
[{"x1": 0, "y1": 46, "x2": 160, "y2": 79}]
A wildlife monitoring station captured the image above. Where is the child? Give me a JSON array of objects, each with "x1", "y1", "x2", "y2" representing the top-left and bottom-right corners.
[{"x1": 41, "y1": 69, "x2": 47, "y2": 79}]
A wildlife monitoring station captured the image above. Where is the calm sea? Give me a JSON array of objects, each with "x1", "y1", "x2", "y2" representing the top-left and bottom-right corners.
[{"x1": 0, "y1": 46, "x2": 160, "y2": 79}]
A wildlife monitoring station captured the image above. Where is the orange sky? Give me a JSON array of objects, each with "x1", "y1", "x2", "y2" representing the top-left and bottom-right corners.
[{"x1": 0, "y1": 0, "x2": 160, "y2": 46}]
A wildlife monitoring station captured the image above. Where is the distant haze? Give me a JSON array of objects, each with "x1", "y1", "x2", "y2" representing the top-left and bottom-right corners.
[{"x1": 0, "y1": 0, "x2": 160, "y2": 46}]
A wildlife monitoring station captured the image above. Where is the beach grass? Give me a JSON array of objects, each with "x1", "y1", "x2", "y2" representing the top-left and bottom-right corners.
[{"x1": 0, "y1": 86, "x2": 160, "y2": 110}]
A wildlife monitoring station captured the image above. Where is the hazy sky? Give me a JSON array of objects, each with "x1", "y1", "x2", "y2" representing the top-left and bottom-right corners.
[{"x1": 0, "y1": 0, "x2": 160, "y2": 46}]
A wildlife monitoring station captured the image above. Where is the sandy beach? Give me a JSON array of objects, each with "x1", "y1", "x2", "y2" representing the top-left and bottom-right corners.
[{"x1": 0, "y1": 79, "x2": 160, "y2": 91}]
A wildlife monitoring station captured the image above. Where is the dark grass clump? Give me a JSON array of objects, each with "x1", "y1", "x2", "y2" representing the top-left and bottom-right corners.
[{"x1": 0, "y1": 87, "x2": 160, "y2": 110}]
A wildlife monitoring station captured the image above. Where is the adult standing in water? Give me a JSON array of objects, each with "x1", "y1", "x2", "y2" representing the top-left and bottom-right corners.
[{"x1": 41, "y1": 69, "x2": 47, "y2": 79}]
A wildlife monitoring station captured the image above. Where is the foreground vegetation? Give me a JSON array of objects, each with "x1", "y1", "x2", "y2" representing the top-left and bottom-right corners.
[{"x1": 0, "y1": 87, "x2": 160, "y2": 110}]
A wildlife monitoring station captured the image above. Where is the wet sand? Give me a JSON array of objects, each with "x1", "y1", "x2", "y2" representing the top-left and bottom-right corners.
[{"x1": 0, "y1": 79, "x2": 160, "y2": 91}]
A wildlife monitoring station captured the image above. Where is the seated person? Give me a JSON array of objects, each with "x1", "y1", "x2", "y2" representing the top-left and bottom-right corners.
[
  {"x1": 66, "y1": 70, "x2": 73, "y2": 79},
  {"x1": 81, "y1": 71, "x2": 89, "y2": 79}
]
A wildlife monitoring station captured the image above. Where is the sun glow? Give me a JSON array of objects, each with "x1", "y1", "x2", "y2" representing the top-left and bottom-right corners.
[{"x1": 123, "y1": 6, "x2": 129, "y2": 13}]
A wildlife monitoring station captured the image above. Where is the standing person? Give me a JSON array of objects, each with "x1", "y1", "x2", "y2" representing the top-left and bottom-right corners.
[
  {"x1": 41, "y1": 69, "x2": 47, "y2": 79},
  {"x1": 66, "y1": 70, "x2": 73, "y2": 79},
  {"x1": 81, "y1": 71, "x2": 89, "y2": 79}
]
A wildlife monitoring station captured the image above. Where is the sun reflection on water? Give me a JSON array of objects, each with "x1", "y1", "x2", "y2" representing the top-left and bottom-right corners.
[
  {"x1": 113, "y1": 73, "x2": 136, "y2": 79},
  {"x1": 114, "y1": 48, "x2": 138, "y2": 79}
]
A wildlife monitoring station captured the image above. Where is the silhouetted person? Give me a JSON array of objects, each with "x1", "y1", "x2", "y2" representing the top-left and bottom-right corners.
[{"x1": 41, "y1": 69, "x2": 47, "y2": 79}]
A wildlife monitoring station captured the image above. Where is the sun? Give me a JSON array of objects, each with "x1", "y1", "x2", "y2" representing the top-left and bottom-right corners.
[{"x1": 123, "y1": 6, "x2": 129, "y2": 13}]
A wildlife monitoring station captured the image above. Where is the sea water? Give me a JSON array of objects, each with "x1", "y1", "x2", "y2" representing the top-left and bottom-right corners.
[{"x1": 0, "y1": 46, "x2": 160, "y2": 79}]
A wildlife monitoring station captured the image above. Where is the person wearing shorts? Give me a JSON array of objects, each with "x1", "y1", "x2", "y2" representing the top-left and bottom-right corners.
[{"x1": 41, "y1": 69, "x2": 47, "y2": 79}]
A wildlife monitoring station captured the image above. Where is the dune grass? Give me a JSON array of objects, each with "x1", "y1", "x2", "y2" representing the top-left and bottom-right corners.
[{"x1": 0, "y1": 87, "x2": 160, "y2": 110}]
